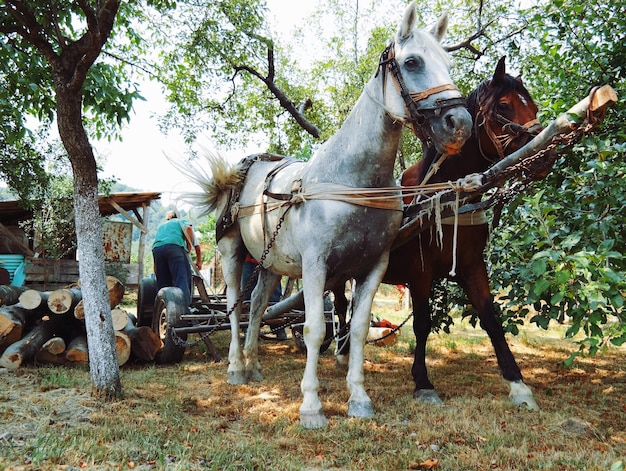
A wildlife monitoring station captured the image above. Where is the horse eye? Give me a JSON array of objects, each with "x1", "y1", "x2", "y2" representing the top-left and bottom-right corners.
[
  {"x1": 404, "y1": 57, "x2": 421, "y2": 71},
  {"x1": 497, "y1": 101, "x2": 511, "y2": 112}
]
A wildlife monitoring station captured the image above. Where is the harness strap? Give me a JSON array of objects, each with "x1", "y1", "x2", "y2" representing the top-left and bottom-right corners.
[{"x1": 238, "y1": 182, "x2": 403, "y2": 218}]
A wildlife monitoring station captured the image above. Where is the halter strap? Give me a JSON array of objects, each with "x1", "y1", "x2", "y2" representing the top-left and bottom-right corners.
[{"x1": 377, "y1": 42, "x2": 465, "y2": 142}]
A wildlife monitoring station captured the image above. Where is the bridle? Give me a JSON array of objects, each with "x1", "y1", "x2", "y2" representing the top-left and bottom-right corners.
[
  {"x1": 474, "y1": 83, "x2": 542, "y2": 162},
  {"x1": 376, "y1": 42, "x2": 466, "y2": 144}
]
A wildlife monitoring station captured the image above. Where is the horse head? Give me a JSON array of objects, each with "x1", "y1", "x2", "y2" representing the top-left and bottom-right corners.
[
  {"x1": 374, "y1": 2, "x2": 472, "y2": 155},
  {"x1": 469, "y1": 56, "x2": 542, "y2": 162}
]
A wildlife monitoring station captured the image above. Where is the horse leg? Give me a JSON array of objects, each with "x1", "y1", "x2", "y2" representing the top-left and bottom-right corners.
[
  {"x1": 460, "y1": 264, "x2": 539, "y2": 410},
  {"x1": 243, "y1": 270, "x2": 282, "y2": 382},
  {"x1": 346, "y1": 258, "x2": 390, "y2": 420},
  {"x1": 299, "y1": 272, "x2": 330, "y2": 429},
  {"x1": 410, "y1": 274, "x2": 443, "y2": 404},
  {"x1": 221, "y1": 243, "x2": 247, "y2": 385},
  {"x1": 333, "y1": 282, "x2": 350, "y2": 370}
]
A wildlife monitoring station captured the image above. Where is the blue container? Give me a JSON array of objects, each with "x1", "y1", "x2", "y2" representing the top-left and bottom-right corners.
[{"x1": 0, "y1": 254, "x2": 25, "y2": 283}]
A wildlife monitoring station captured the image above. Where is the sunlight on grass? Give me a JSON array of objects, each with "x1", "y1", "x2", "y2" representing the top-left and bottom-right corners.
[{"x1": 0, "y1": 288, "x2": 624, "y2": 470}]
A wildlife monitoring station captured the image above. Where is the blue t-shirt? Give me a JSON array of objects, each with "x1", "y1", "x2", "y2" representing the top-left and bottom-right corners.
[{"x1": 152, "y1": 219, "x2": 189, "y2": 250}]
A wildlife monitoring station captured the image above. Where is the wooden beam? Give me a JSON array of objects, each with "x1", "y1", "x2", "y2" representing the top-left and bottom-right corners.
[{"x1": 109, "y1": 200, "x2": 148, "y2": 234}]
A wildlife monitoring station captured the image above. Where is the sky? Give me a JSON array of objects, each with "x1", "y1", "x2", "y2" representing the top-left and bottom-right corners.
[{"x1": 95, "y1": 1, "x2": 315, "y2": 207}]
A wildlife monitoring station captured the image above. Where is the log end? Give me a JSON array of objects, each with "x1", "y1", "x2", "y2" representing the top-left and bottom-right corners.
[{"x1": 590, "y1": 85, "x2": 618, "y2": 112}]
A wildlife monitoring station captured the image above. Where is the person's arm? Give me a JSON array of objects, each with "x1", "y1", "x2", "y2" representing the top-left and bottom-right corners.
[
  {"x1": 184, "y1": 224, "x2": 202, "y2": 269},
  {"x1": 194, "y1": 243, "x2": 202, "y2": 270}
]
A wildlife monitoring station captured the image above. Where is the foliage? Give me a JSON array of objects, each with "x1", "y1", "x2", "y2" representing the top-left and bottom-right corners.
[{"x1": 485, "y1": 0, "x2": 626, "y2": 361}]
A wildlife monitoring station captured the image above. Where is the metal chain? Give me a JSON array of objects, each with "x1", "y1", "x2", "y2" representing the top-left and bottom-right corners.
[{"x1": 168, "y1": 205, "x2": 292, "y2": 349}]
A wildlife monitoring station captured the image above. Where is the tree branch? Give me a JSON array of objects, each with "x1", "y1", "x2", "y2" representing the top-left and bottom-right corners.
[{"x1": 231, "y1": 42, "x2": 321, "y2": 139}]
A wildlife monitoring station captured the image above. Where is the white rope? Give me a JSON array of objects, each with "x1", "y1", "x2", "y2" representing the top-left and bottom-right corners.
[{"x1": 449, "y1": 188, "x2": 460, "y2": 277}]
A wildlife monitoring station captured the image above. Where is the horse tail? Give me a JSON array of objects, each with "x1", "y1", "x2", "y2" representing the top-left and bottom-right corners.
[{"x1": 175, "y1": 149, "x2": 245, "y2": 216}]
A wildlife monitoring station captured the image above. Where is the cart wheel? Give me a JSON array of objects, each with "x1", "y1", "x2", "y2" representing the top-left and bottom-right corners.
[
  {"x1": 137, "y1": 277, "x2": 157, "y2": 327},
  {"x1": 291, "y1": 321, "x2": 334, "y2": 354},
  {"x1": 153, "y1": 287, "x2": 187, "y2": 364}
]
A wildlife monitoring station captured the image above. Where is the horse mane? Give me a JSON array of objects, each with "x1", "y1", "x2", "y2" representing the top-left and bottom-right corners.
[{"x1": 414, "y1": 72, "x2": 531, "y2": 183}]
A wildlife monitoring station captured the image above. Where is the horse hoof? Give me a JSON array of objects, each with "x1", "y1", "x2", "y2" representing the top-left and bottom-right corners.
[
  {"x1": 511, "y1": 395, "x2": 539, "y2": 411},
  {"x1": 300, "y1": 411, "x2": 329, "y2": 429},
  {"x1": 348, "y1": 400, "x2": 375, "y2": 419},
  {"x1": 246, "y1": 369, "x2": 263, "y2": 382},
  {"x1": 413, "y1": 389, "x2": 443, "y2": 405},
  {"x1": 227, "y1": 371, "x2": 247, "y2": 385},
  {"x1": 334, "y1": 355, "x2": 348, "y2": 371},
  {"x1": 508, "y1": 380, "x2": 539, "y2": 411}
]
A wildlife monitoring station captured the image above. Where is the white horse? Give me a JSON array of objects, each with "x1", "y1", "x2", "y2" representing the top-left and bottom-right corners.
[{"x1": 185, "y1": 2, "x2": 472, "y2": 428}]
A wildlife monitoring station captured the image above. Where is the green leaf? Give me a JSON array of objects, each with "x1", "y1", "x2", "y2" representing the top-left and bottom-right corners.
[
  {"x1": 533, "y1": 278, "x2": 551, "y2": 296},
  {"x1": 531, "y1": 259, "x2": 547, "y2": 276}
]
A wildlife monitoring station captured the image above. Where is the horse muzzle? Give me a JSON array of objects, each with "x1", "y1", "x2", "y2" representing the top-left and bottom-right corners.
[{"x1": 426, "y1": 105, "x2": 473, "y2": 155}]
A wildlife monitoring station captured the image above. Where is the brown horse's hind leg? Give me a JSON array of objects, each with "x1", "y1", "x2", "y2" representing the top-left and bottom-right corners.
[
  {"x1": 460, "y1": 265, "x2": 539, "y2": 410},
  {"x1": 410, "y1": 275, "x2": 443, "y2": 404}
]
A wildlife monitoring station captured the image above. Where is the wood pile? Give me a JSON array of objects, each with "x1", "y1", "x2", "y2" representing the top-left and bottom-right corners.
[{"x1": 0, "y1": 276, "x2": 162, "y2": 370}]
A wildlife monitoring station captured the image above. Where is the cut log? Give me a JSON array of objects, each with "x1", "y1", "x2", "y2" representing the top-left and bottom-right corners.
[
  {"x1": 19, "y1": 289, "x2": 52, "y2": 311},
  {"x1": 65, "y1": 335, "x2": 89, "y2": 363},
  {"x1": 122, "y1": 315, "x2": 163, "y2": 362},
  {"x1": 34, "y1": 348, "x2": 68, "y2": 365},
  {"x1": 0, "y1": 285, "x2": 28, "y2": 307},
  {"x1": 47, "y1": 287, "x2": 82, "y2": 315},
  {"x1": 0, "y1": 304, "x2": 44, "y2": 352},
  {"x1": 74, "y1": 299, "x2": 85, "y2": 320},
  {"x1": 76, "y1": 275, "x2": 125, "y2": 307},
  {"x1": 0, "y1": 316, "x2": 65, "y2": 369},
  {"x1": 115, "y1": 331, "x2": 131, "y2": 366},
  {"x1": 74, "y1": 276, "x2": 126, "y2": 321},
  {"x1": 42, "y1": 336, "x2": 67, "y2": 354},
  {"x1": 34, "y1": 337, "x2": 67, "y2": 365},
  {"x1": 111, "y1": 308, "x2": 129, "y2": 331},
  {"x1": 106, "y1": 276, "x2": 125, "y2": 308}
]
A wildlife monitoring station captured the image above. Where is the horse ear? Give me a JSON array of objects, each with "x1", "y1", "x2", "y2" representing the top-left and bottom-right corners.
[
  {"x1": 399, "y1": 1, "x2": 417, "y2": 39},
  {"x1": 492, "y1": 56, "x2": 506, "y2": 83},
  {"x1": 516, "y1": 75, "x2": 524, "y2": 84},
  {"x1": 429, "y1": 13, "x2": 449, "y2": 42}
]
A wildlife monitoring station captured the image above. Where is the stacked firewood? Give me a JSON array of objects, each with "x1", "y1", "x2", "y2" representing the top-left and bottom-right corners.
[{"x1": 0, "y1": 277, "x2": 163, "y2": 370}]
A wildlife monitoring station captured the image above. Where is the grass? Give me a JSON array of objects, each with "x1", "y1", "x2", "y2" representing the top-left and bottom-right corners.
[{"x1": 1, "y1": 288, "x2": 625, "y2": 470}]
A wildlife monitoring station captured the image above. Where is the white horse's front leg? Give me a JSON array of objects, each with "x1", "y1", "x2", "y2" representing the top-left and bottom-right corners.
[
  {"x1": 346, "y1": 260, "x2": 388, "y2": 419},
  {"x1": 345, "y1": 282, "x2": 375, "y2": 419},
  {"x1": 299, "y1": 279, "x2": 328, "y2": 429}
]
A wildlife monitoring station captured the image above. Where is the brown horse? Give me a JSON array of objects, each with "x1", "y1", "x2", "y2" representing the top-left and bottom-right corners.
[{"x1": 383, "y1": 56, "x2": 543, "y2": 408}]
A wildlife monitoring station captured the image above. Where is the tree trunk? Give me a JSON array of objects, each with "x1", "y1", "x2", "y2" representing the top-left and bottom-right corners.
[
  {"x1": 0, "y1": 285, "x2": 28, "y2": 306},
  {"x1": 56, "y1": 86, "x2": 121, "y2": 397}
]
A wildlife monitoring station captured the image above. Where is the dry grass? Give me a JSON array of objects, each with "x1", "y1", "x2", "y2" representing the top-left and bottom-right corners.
[{"x1": 1, "y1": 289, "x2": 625, "y2": 470}]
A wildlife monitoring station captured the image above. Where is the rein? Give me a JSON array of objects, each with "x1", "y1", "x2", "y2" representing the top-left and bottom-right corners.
[
  {"x1": 474, "y1": 83, "x2": 542, "y2": 162},
  {"x1": 376, "y1": 42, "x2": 466, "y2": 141}
]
